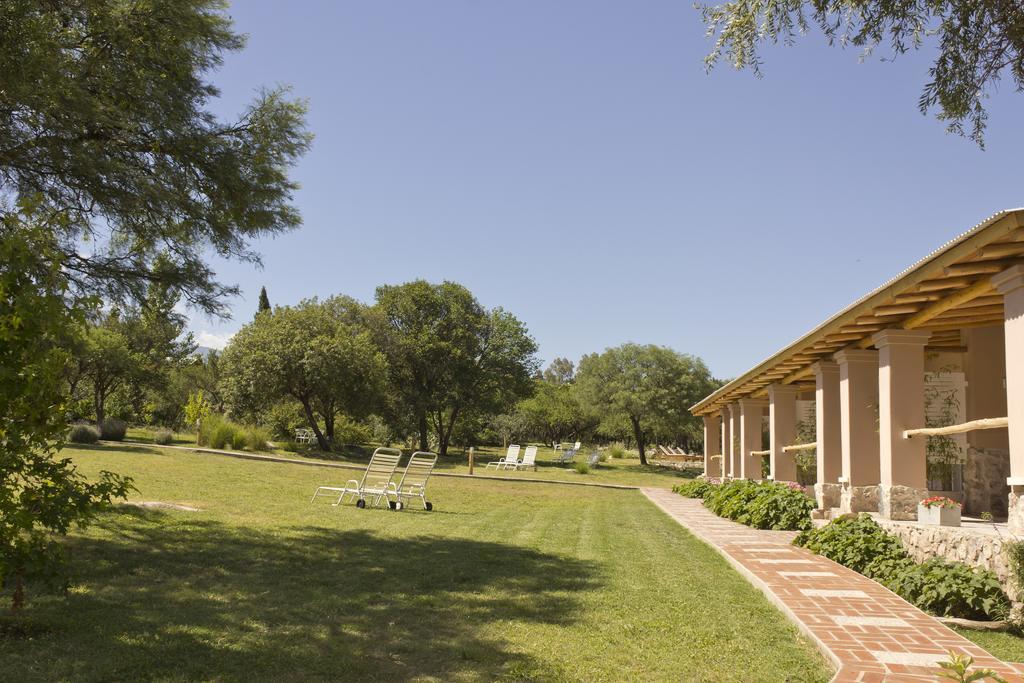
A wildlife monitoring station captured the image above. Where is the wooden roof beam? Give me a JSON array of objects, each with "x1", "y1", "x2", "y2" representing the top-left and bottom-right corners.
[{"x1": 902, "y1": 278, "x2": 994, "y2": 329}]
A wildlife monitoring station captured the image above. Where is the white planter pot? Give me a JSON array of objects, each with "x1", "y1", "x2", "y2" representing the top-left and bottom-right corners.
[{"x1": 917, "y1": 503, "x2": 961, "y2": 527}]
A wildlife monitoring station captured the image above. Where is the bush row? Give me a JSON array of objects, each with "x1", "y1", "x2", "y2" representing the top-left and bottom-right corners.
[
  {"x1": 795, "y1": 514, "x2": 1009, "y2": 621},
  {"x1": 198, "y1": 414, "x2": 272, "y2": 452},
  {"x1": 673, "y1": 479, "x2": 814, "y2": 531},
  {"x1": 68, "y1": 418, "x2": 127, "y2": 443}
]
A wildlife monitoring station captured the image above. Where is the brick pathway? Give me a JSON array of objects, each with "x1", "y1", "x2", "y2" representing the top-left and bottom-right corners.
[{"x1": 641, "y1": 488, "x2": 1024, "y2": 682}]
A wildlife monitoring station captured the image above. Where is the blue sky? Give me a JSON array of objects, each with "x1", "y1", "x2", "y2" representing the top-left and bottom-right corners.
[{"x1": 192, "y1": 0, "x2": 1024, "y2": 380}]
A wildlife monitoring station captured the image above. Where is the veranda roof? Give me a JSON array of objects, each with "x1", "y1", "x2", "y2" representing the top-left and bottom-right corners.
[{"x1": 690, "y1": 208, "x2": 1024, "y2": 417}]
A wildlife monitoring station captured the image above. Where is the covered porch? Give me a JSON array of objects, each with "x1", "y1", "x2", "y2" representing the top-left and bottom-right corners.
[{"x1": 694, "y1": 209, "x2": 1024, "y2": 531}]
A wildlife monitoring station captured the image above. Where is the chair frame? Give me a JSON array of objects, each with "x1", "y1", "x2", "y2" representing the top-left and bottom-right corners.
[
  {"x1": 387, "y1": 451, "x2": 438, "y2": 511},
  {"x1": 310, "y1": 447, "x2": 402, "y2": 508},
  {"x1": 485, "y1": 444, "x2": 521, "y2": 469}
]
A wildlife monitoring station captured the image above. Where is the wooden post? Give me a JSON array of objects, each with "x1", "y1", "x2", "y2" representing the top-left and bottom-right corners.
[{"x1": 468, "y1": 447, "x2": 474, "y2": 475}]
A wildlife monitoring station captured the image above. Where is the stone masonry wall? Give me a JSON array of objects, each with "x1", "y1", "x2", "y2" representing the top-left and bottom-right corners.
[{"x1": 963, "y1": 446, "x2": 1010, "y2": 517}]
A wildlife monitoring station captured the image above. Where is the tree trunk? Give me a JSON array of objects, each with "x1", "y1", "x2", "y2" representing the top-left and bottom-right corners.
[
  {"x1": 324, "y1": 410, "x2": 335, "y2": 442},
  {"x1": 12, "y1": 574, "x2": 24, "y2": 612},
  {"x1": 631, "y1": 416, "x2": 647, "y2": 466},
  {"x1": 437, "y1": 407, "x2": 459, "y2": 458},
  {"x1": 94, "y1": 386, "x2": 105, "y2": 424},
  {"x1": 417, "y1": 410, "x2": 429, "y2": 451},
  {"x1": 301, "y1": 399, "x2": 330, "y2": 451}
]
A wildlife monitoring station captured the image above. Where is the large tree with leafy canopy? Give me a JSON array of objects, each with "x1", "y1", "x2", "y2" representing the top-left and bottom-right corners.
[
  {"x1": 575, "y1": 344, "x2": 719, "y2": 465},
  {"x1": 373, "y1": 281, "x2": 539, "y2": 456},
  {"x1": 0, "y1": 0, "x2": 309, "y2": 608},
  {"x1": 220, "y1": 298, "x2": 387, "y2": 451},
  {"x1": 699, "y1": 0, "x2": 1024, "y2": 145}
]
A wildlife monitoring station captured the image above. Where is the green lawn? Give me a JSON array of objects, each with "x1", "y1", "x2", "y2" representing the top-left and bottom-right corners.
[
  {"x1": 953, "y1": 627, "x2": 1024, "y2": 663},
  {"x1": 123, "y1": 429, "x2": 699, "y2": 489},
  {"x1": 1, "y1": 444, "x2": 831, "y2": 682}
]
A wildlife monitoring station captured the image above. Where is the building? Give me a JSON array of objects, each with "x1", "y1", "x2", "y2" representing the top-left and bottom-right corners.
[{"x1": 690, "y1": 209, "x2": 1024, "y2": 531}]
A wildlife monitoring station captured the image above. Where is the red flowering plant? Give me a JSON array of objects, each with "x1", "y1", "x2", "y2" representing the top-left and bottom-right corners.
[{"x1": 919, "y1": 496, "x2": 961, "y2": 509}]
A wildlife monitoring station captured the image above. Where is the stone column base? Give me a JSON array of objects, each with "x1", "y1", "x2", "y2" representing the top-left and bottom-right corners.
[
  {"x1": 814, "y1": 482, "x2": 841, "y2": 511},
  {"x1": 1009, "y1": 487, "x2": 1024, "y2": 535},
  {"x1": 878, "y1": 484, "x2": 928, "y2": 520},
  {"x1": 840, "y1": 485, "x2": 879, "y2": 515}
]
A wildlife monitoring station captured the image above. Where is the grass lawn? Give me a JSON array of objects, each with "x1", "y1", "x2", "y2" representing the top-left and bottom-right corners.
[
  {"x1": 953, "y1": 628, "x2": 1024, "y2": 663},
  {"x1": 123, "y1": 429, "x2": 698, "y2": 489},
  {"x1": 0, "y1": 444, "x2": 831, "y2": 682}
]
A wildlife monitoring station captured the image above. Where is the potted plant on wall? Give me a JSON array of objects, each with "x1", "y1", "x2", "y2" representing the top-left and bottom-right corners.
[{"x1": 918, "y1": 496, "x2": 961, "y2": 527}]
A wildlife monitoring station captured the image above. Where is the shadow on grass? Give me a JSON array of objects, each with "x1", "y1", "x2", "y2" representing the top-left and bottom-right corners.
[
  {"x1": 66, "y1": 442, "x2": 164, "y2": 456},
  {"x1": 7, "y1": 507, "x2": 599, "y2": 681}
]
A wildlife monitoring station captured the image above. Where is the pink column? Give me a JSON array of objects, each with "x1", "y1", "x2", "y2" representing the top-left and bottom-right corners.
[
  {"x1": 872, "y1": 329, "x2": 931, "y2": 520},
  {"x1": 720, "y1": 407, "x2": 732, "y2": 478},
  {"x1": 994, "y1": 265, "x2": 1024, "y2": 533},
  {"x1": 834, "y1": 349, "x2": 881, "y2": 514},
  {"x1": 768, "y1": 384, "x2": 799, "y2": 483},
  {"x1": 703, "y1": 413, "x2": 722, "y2": 478},
  {"x1": 739, "y1": 398, "x2": 767, "y2": 480},
  {"x1": 729, "y1": 403, "x2": 742, "y2": 479},
  {"x1": 813, "y1": 361, "x2": 842, "y2": 510}
]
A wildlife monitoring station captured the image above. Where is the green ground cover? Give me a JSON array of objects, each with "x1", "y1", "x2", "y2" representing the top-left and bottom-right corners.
[
  {"x1": 953, "y1": 628, "x2": 1024, "y2": 663},
  {"x1": 0, "y1": 444, "x2": 830, "y2": 682}
]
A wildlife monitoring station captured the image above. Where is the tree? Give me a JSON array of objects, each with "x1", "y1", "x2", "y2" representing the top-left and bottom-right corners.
[
  {"x1": 0, "y1": 1, "x2": 308, "y2": 606},
  {"x1": 220, "y1": 298, "x2": 387, "y2": 451},
  {"x1": 543, "y1": 357, "x2": 576, "y2": 385},
  {"x1": 698, "y1": 0, "x2": 1024, "y2": 145},
  {"x1": 516, "y1": 379, "x2": 594, "y2": 446},
  {"x1": 256, "y1": 287, "x2": 271, "y2": 318},
  {"x1": 79, "y1": 314, "x2": 143, "y2": 424},
  {"x1": 575, "y1": 344, "x2": 718, "y2": 465},
  {"x1": 0, "y1": 0, "x2": 311, "y2": 313},
  {"x1": 373, "y1": 281, "x2": 539, "y2": 456},
  {"x1": 0, "y1": 208, "x2": 131, "y2": 611}
]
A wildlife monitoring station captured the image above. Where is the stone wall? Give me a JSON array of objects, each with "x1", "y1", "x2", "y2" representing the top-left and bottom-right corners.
[
  {"x1": 963, "y1": 446, "x2": 1010, "y2": 517},
  {"x1": 875, "y1": 518, "x2": 1020, "y2": 604}
]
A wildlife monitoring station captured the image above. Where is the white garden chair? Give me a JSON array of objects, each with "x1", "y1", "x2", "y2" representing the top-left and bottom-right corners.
[
  {"x1": 387, "y1": 451, "x2": 438, "y2": 511},
  {"x1": 485, "y1": 444, "x2": 520, "y2": 469},
  {"x1": 511, "y1": 445, "x2": 538, "y2": 471},
  {"x1": 310, "y1": 447, "x2": 402, "y2": 508}
]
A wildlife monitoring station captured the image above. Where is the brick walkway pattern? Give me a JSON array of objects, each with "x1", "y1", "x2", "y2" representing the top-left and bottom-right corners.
[{"x1": 641, "y1": 488, "x2": 1024, "y2": 682}]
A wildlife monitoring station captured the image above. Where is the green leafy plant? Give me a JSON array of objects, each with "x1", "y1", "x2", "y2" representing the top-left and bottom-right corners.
[
  {"x1": 606, "y1": 443, "x2": 627, "y2": 459},
  {"x1": 98, "y1": 418, "x2": 127, "y2": 441},
  {"x1": 887, "y1": 559, "x2": 1009, "y2": 621},
  {"x1": 925, "y1": 368, "x2": 965, "y2": 490},
  {"x1": 938, "y1": 652, "x2": 1007, "y2": 683},
  {"x1": 703, "y1": 480, "x2": 813, "y2": 531},
  {"x1": 674, "y1": 479, "x2": 718, "y2": 499},
  {"x1": 68, "y1": 423, "x2": 100, "y2": 444},
  {"x1": 574, "y1": 462, "x2": 590, "y2": 474},
  {"x1": 796, "y1": 515, "x2": 1010, "y2": 620},
  {"x1": 184, "y1": 391, "x2": 212, "y2": 432}
]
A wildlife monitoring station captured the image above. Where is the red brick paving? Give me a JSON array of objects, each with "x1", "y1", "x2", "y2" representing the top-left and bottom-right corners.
[{"x1": 642, "y1": 488, "x2": 1024, "y2": 682}]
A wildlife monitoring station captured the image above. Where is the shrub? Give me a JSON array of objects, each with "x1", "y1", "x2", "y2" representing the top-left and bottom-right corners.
[
  {"x1": 245, "y1": 426, "x2": 272, "y2": 452},
  {"x1": 68, "y1": 423, "x2": 100, "y2": 444},
  {"x1": 280, "y1": 439, "x2": 301, "y2": 453},
  {"x1": 230, "y1": 429, "x2": 248, "y2": 450},
  {"x1": 796, "y1": 514, "x2": 1010, "y2": 621},
  {"x1": 795, "y1": 514, "x2": 911, "y2": 579},
  {"x1": 332, "y1": 414, "x2": 372, "y2": 445},
  {"x1": 704, "y1": 480, "x2": 813, "y2": 531},
  {"x1": 886, "y1": 558, "x2": 1009, "y2": 621},
  {"x1": 98, "y1": 418, "x2": 127, "y2": 441},
  {"x1": 574, "y1": 462, "x2": 590, "y2": 474},
  {"x1": 153, "y1": 429, "x2": 174, "y2": 445},
  {"x1": 606, "y1": 443, "x2": 627, "y2": 459},
  {"x1": 673, "y1": 479, "x2": 717, "y2": 499}
]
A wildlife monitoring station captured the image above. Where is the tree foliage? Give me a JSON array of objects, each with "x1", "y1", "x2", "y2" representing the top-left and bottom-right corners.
[
  {"x1": 0, "y1": 208, "x2": 132, "y2": 610},
  {"x1": 220, "y1": 298, "x2": 387, "y2": 451},
  {"x1": 699, "y1": 0, "x2": 1024, "y2": 145},
  {"x1": 0, "y1": 0, "x2": 312, "y2": 313},
  {"x1": 575, "y1": 344, "x2": 718, "y2": 465},
  {"x1": 373, "y1": 281, "x2": 539, "y2": 456}
]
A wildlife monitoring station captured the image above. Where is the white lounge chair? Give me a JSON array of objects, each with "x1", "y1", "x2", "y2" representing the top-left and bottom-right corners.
[
  {"x1": 511, "y1": 445, "x2": 538, "y2": 471},
  {"x1": 387, "y1": 451, "x2": 437, "y2": 511},
  {"x1": 586, "y1": 452, "x2": 601, "y2": 467},
  {"x1": 310, "y1": 447, "x2": 402, "y2": 508},
  {"x1": 486, "y1": 445, "x2": 521, "y2": 469},
  {"x1": 554, "y1": 442, "x2": 581, "y2": 464}
]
